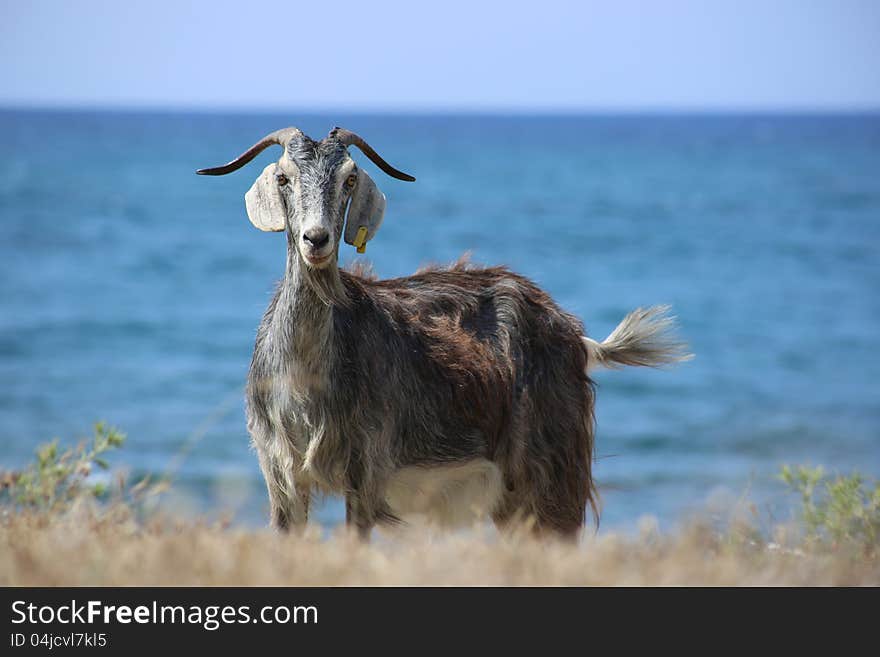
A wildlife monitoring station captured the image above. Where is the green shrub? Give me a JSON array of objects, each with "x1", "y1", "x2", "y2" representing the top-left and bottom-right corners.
[
  {"x1": 0, "y1": 422, "x2": 125, "y2": 512},
  {"x1": 779, "y1": 464, "x2": 880, "y2": 554}
]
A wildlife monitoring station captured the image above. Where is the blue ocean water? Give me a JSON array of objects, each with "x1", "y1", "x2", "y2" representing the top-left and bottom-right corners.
[{"x1": 1, "y1": 110, "x2": 878, "y2": 531}]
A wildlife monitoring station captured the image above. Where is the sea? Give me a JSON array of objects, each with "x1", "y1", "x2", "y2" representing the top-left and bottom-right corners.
[{"x1": 1, "y1": 110, "x2": 878, "y2": 532}]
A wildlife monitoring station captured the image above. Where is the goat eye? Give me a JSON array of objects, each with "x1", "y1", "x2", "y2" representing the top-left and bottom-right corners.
[
  {"x1": 345, "y1": 174, "x2": 357, "y2": 189},
  {"x1": 276, "y1": 173, "x2": 289, "y2": 186}
]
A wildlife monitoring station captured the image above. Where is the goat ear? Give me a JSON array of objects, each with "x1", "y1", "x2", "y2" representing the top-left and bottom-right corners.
[
  {"x1": 343, "y1": 169, "x2": 386, "y2": 252},
  {"x1": 244, "y1": 164, "x2": 287, "y2": 232}
]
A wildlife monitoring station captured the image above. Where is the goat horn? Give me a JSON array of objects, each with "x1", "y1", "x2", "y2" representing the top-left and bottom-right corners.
[
  {"x1": 330, "y1": 127, "x2": 416, "y2": 182},
  {"x1": 196, "y1": 127, "x2": 303, "y2": 176}
]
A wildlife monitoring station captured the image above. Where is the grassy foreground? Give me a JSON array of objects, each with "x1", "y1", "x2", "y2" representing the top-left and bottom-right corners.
[{"x1": 1, "y1": 425, "x2": 878, "y2": 586}]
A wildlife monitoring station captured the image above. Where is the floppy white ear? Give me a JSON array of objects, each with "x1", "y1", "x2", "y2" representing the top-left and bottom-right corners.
[
  {"x1": 244, "y1": 164, "x2": 287, "y2": 232},
  {"x1": 344, "y1": 169, "x2": 386, "y2": 252}
]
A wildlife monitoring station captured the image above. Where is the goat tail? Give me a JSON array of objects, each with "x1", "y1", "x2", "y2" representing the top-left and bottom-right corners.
[{"x1": 583, "y1": 305, "x2": 693, "y2": 372}]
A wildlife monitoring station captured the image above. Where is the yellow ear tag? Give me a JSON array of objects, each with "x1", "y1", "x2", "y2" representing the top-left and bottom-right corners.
[{"x1": 353, "y1": 226, "x2": 368, "y2": 254}]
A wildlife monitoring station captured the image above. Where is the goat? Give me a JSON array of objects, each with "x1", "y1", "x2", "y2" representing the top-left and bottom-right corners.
[{"x1": 197, "y1": 126, "x2": 690, "y2": 539}]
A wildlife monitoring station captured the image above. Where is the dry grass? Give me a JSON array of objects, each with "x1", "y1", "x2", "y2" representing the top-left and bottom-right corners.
[
  {"x1": 2, "y1": 505, "x2": 877, "y2": 586},
  {"x1": 2, "y1": 427, "x2": 877, "y2": 586}
]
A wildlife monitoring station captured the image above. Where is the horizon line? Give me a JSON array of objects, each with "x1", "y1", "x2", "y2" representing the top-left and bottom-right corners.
[{"x1": 1, "y1": 101, "x2": 879, "y2": 117}]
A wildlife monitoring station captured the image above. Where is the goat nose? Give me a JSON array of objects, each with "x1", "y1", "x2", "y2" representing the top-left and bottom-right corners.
[{"x1": 302, "y1": 228, "x2": 330, "y2": 249}]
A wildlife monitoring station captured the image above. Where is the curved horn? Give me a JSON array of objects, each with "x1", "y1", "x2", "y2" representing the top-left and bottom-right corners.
[
  {"x1": 196, "y1": 127, "x2": 303, "y2": 176},
  {"x1": 330, "y1": 127, "x2": 416, "y2": 182}
]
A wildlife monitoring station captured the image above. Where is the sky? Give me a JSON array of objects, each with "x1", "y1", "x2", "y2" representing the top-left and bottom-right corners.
[{"x1": 1, "y1": 0, "x2": 879, "y2": 111}]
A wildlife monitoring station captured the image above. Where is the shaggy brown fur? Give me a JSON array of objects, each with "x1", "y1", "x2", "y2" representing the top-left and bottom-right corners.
[{"x1": 344, "y1": 258, "x2": 598, "y2": 534}]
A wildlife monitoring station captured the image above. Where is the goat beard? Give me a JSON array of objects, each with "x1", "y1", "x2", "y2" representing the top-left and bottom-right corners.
[{"x1": 303, "y1": 260, "x2": 350, "y2": 307}]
